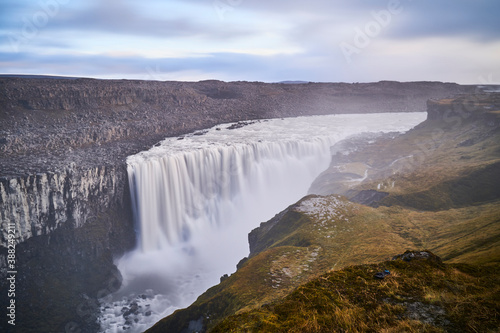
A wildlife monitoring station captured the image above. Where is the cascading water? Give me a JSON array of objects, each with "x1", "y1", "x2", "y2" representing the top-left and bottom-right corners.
[
  {"x1": 99, "y1": 113, "x2": 427, "y2": 332},
  {"x1": 129, "y1": 138, "x2": 337, "y2": 251}
]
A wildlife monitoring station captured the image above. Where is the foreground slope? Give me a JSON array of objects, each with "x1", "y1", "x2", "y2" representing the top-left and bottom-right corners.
[
  {"x1": 148, "y1": 195, "x2": 500, "y2": 332},
  {"x1": 147, "y1": 93, "x2": 500, "y2": 332},
  {"x1": 213, "y1": 252, "x2": 499, "y2": 333}
]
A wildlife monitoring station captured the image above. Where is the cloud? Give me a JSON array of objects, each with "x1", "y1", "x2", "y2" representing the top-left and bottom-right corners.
[
  {"x1": 0, "y1": 0, "x2": 499, "y2": 83},
  {"x1": 0, "y1": 49, "x2": 335, "y2": 82},
  {"x1": 3, "y1": 37, "x2": 498, "y2": 84},
  {"x1": 0, "y1": 1, "x2": 23, "y2": 26},
  {"x1": 232, "y1": 0, "x2": 500, "y2": 43},
  {"x1": 23, "y1": 0, "x2": 254, "y2": 40},
  {"x1": 385, "y1": 1, "x2": 500, "y2": 42}
]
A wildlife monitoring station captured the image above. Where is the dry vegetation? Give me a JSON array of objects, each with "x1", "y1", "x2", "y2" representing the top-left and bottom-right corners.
[{"x1": 212, "y1": 252, "x2": 499, "y2": 333}]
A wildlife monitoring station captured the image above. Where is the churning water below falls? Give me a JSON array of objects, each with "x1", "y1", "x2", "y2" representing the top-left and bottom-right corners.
[{"x1": 98, "y1": 112, "x2": 426, "y2": 332}]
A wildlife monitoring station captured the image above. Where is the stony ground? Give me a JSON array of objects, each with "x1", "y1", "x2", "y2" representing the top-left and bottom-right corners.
[{"x1": 0, "y1": 78, "x2": 474, "y2": 176}]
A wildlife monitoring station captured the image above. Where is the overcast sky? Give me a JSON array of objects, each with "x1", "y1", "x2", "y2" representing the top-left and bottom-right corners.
[{"x1": 1, "y1": 0, "x2": 499, "y2": 83}]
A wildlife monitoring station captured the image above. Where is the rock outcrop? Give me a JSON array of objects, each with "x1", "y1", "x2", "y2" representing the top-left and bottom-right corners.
[
  {"x1": 0, "y1": 164, "x2": 125, "y2": 247},
  {"x1": 0, "y1": 164, "x2": 134, "y2": 333},
  {"x1": 426, "y1": 93, "x2": 500, "y2": 120}
]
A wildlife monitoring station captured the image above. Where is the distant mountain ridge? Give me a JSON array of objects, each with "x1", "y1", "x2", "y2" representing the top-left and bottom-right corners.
[
  {"x1": 0, "y1": 74, "x2": 83, "y2": 79},
  {"x1": 278, "y1": 80, "x2": 310, "y2": 84}
]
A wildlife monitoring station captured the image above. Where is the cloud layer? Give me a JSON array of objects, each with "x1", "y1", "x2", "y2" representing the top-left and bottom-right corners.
[{"x1": 0, "y1": 0, "x2": 499, "y2": 83}]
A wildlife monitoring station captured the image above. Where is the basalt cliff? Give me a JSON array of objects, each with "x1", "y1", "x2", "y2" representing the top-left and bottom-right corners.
[{"x1": 0, "y1": 78, "x2": 479, "y2": 332}]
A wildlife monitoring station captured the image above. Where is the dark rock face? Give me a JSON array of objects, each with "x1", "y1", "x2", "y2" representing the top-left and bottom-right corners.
[
  {"x1": 0, "y1": 165, "x2": 127, "y2": 247},
  {"x1": 0, "y1": 164, "x2": 133, "y2": 332},
  {"x1": 0, "y1": 167, "x2": 134, "y2": 333},
  {"x1": 248, "y1": 207, "x2": 292, "y2": 257}
]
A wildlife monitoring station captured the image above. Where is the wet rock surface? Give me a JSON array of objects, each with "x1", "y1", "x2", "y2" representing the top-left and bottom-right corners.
[{"x1": 0, "y1": 164, "x2": 126, "y2": 247}]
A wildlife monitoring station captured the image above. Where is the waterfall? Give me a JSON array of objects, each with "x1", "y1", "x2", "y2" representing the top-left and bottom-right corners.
[
  {"x1": 99, "y1": 113, "x2": 427, "y2": 333},
  {"x1": 127, "y1": 138, "x2": 335, "y2": 252}
]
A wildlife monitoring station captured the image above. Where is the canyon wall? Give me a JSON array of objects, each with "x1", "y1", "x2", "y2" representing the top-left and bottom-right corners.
[
  {"x1": 0, "y1": 79, "x2": 474, "y2": 245},
  {"x1": 1, "y1": 79, "x2": 474, "y2": 174},
  {"x1": 0, "y1": 78, "x2": 476, "y2": 332},
  {"x1": 0, "y1": 165, "x2": 124, "y2": 248}
]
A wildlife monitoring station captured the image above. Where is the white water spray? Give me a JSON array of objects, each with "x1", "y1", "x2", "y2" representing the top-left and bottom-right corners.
[{"x1": 99, "y1": 113, "x2": 426, "y2": 332}]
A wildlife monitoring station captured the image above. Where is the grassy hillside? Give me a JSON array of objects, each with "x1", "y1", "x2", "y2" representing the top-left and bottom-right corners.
[
  {"x1": 147, "y1": 196, "x2": 500, "y2": 332},
  {"x1": 146, "y1": 93, "x2": 500, "y2": 332},
  {"x1": 212, "y1": 252, "x2": 499, "y2": 333}
]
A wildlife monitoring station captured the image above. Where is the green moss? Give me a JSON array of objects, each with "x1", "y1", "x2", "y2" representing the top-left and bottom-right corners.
[{"x1": 249, "y1": 210, "x2": 312, "y2": 255}]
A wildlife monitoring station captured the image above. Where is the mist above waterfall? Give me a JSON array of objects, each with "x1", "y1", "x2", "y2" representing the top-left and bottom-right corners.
[{"x1": 99, "y1": 113, "x2": 426, "y2": 332}]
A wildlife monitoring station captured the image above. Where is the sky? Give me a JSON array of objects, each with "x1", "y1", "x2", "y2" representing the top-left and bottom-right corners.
[{"x1": 0, "y1": 0, "x2": 499, "y2": 83}]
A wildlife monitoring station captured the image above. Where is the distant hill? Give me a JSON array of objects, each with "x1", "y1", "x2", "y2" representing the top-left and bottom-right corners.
[
  {"x1": 0, "y1": 74, "x2": 83, "y2": 79},
  {"x1": 278, "y1": 80, "x2": 310, "y2": 84}
]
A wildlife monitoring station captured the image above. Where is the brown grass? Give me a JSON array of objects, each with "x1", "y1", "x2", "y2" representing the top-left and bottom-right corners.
[{"x1": 211, "y1": 254, "x2": 500, "y2": 332}]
